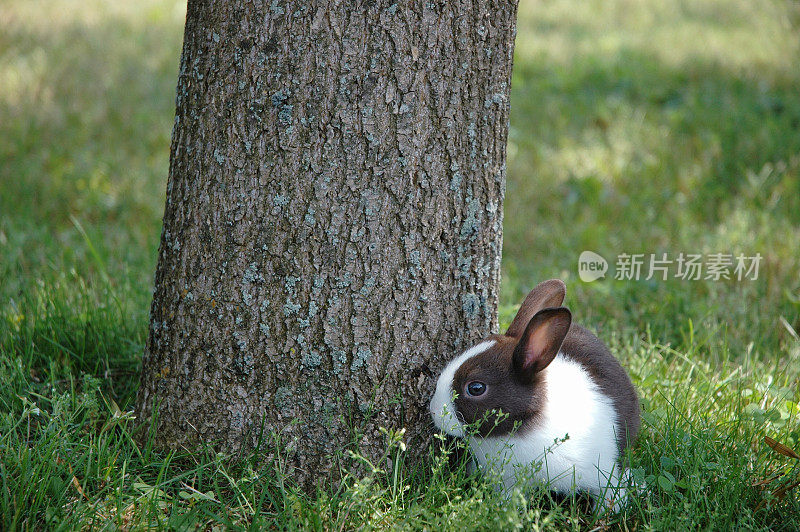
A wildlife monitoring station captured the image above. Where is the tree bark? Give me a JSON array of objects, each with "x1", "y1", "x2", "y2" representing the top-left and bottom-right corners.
[{"x1": 136, "y1": 0, "x2": 518, "y2": 487}]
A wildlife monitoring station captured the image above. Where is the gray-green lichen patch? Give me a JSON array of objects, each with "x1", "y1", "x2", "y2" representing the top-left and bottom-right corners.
[
  {"x1": 350, "y1": 345, "x2": 371, "y2": 372},
  {"x1": 164, "y1": 229, "x2": 180, "y2": 251},
  {"x1": 349, "y1": 227, "x2": 365, "y2": 242},
  {"x1": 335, "y1": 272, "x2": 353, "y2": 288},
  {"x1": 238, "y1": 352, "x2": 255, "y2": 373},
  {"x1": 484, "y1": 93, "x2": 505, "y2": 108},
  {"x1": 273, "y1": 194, "x2": 289, "y2": 207},
  {"x1": 269, "y1": 0, "x2": 285, "y2": 15},
  {"x1": 271, "y1": 90, "x2": 293, "y2": 125},
  {"x1": 462, "y1": 293, "x2": 480, "y2": 319},
  {"x1": 296, "y1": 333, "x2": 309, "y2": 351},
  {"x1": 302, "y1": 350, "x2": 322, "y2": 368},
  {"x1": 449, "y1": 171, "x2": 462, "y2": 193},
  {"x1": 243, "y1": 264, "x2": 263, "y2": 303},
  {"x1": 271, "y1": 91, "x2": 287, "y2": 108},
  {"x1": 459, "y1": 198, "x2": 482, "y2": 241},
  {"x1": 456, "y1": 251, "x2": 473, "y2": 278},
  {"x1": 285, "y1": 276, "x2": 300, "y2": 295},
  {"x1": 233, "y1": 331, "x2": 249, "y2": 351},
  {"x1": 360, "y1": 189, "x2": 380, "y2": 218},
  {"x1": 332, "y1": 350, "x2": 347, "y2": 375},
  {"x1": 359, "y1": 277, "x2": 375, "y2": 296},
  {"x1": 274, "y1": 386, "x2": 294, "y2": 417},
  {"x1": 408, "y1": 250, "x2": 421, "y2": 277},
  {"x1": 324, "y1": 226, "x2": 340, "y2": 246},
  {"x1": 283, "y1": 301, "x2": 301, "y2": 316},
  {"x1": 304, "y1": 209, "x2": 316, "y2": 226},
  {"x1": 468, "y1": 121, "x2": 477, "y2": 160},
  {"x1": 278, "y1": 105, "x2": 293, "y2": 125}
]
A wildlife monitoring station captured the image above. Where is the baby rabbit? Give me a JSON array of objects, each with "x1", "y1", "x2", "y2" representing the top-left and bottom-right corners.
[{"x1": 430, "y1": 279, "x2": 640, "y2": 510}]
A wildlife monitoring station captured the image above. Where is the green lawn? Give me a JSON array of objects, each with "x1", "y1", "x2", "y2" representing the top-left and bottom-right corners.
[{"x1": 2, "y1": 0, "x2": 799, "y2": 529}]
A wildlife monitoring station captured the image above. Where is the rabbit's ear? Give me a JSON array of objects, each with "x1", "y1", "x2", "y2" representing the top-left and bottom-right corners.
[
  {"x1": 506, "y1": 280, "x2": 566, "y2": 338},
  {"x1": 513, "y1": 307, "x2": 571, "y2": 382}
]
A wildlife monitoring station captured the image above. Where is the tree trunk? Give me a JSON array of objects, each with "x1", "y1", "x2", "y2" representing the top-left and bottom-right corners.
[{"x1": 136, "y1": 0, "x2": 518, "y2": 487}]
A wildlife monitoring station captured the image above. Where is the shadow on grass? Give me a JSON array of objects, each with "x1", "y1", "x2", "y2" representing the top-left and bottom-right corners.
[{"x1": 1, "y1": 281, "x2": 144, "y2": 408}]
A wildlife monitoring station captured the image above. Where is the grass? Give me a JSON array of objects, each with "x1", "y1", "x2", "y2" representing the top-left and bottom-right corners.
[{"x1": 1, "y1": 0, "x2": 799, "y2": 528}]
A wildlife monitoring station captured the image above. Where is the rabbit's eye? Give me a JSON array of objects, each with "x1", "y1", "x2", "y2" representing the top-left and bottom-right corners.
[{"x1": 466, "y1": 381, "x2": 486, "y2": 397}]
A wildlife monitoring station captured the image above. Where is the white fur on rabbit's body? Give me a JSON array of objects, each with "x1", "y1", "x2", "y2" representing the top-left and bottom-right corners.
[{"x1": 430, "y1": 340, "x2": 628, "y2": 508}]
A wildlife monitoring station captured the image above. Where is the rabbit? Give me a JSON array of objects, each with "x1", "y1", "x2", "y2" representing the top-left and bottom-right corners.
[{"x1": 429, "y1": 279, "x2": 640, "y2": 510}]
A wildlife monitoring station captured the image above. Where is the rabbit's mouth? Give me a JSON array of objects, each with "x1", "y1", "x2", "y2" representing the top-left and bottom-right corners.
[{"x1": 429, "y1": 400, "x2": 466, "y2": 438}]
